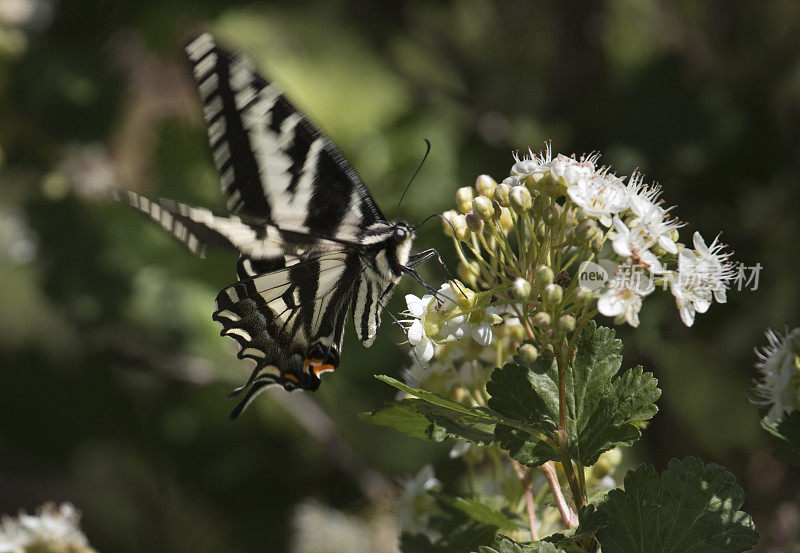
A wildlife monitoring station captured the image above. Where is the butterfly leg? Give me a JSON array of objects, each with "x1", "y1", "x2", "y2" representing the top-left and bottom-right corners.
[{"x1": 407, "y1": 248, "x2": 467, "y2": 297}]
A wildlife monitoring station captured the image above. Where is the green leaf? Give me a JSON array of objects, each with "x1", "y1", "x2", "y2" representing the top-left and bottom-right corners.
[
  {"x1": 596, "y1": 457, "x2": 759, "y2": 553},
  {"x1": 478, "y1": 535, "x2": 560, "y2": 553},
  {"x1": 487, "y1": 322, "x2": 660, "y2": 466},
  {"x1": 371, "y1": 375, "x2": 546, "y2": 446},
  {"x1": 451, "y1": 497, "x2": 518, "y2": 530},
  {"x1": 358, "y1": 399, "x2": 450, "y2": 442},
  {"x1": 762, "y1": 411, "x2": 800, "y2": 467}
]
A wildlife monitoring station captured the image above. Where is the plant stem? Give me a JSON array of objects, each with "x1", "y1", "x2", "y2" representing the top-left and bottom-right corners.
[
  {"x1": 513, "y1": 462, "x2": 539, "y2": 540},
  {"x1": 539, "y1": 461, "x2": 577, "y2": 528}
]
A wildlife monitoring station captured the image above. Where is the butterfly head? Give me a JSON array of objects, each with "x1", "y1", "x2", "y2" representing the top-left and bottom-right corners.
[{"x1": 388, "y1": 221, "x2": 415, "y2": 275}]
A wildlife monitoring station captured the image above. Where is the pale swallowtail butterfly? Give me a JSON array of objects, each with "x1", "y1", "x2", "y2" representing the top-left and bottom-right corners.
[{"x1": 120, "y1": 33, "x2": 441, "y2": 417}]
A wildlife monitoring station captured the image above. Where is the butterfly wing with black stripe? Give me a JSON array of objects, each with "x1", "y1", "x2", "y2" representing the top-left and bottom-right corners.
[
  {"x1": 214, "y1": 252, "x2": 362, "y2": 417},
  {"x1": 184, "y1": 33, "x2": 384, "y2": 241}
]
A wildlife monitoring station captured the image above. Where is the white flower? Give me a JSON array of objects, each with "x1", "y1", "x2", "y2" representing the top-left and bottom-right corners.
[
  {"x1": 567, "y1": 171, "x2": 629, "y2": 227},
  {"x1": 753, "y1": 328, "x2": 800, "y2": 423},
  {"x1": 609, "y1": 216, "x2": 664, "y2": 272},
  {"x1": 597, "y1": 266, "x2": 654, "y2": 327},
  {"x1": 0, "y1": 208, "x2": 37, "y2": 264},
  {"x1": 669, "y1": 232, "x2": 733, "y2": 326},
  {"x1": 550, "y1": 152, "x2": 601, "y2": 188},
  {"x1": 511, "y1": 145, "x2": 553, "y2": 182},
  {"x1": 624, "y1": 174, "x2": 682, "y2": 254},
  {"x1": 0, "y1": 503, "x2": 90, "y2": 553},
  {"x1": 0, "y1": 515, "x2": 29, "y2": 553},
  {"x1": 690, "y1": 231, "x2": 733, "y2": 303},
  {"x1": 439, "y1": 314, "x2": 470, "y2": 341},
  {"x1": 397, "y1": 465, "x2": 441, "y2": 533},
  {"x1": 403, "y1": 294, "x2": 437, "y2": 363}
]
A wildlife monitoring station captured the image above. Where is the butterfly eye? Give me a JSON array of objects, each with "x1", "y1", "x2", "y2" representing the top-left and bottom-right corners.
[{"x1": 395, "y1": 228, "x2": 407, "y2": 239}]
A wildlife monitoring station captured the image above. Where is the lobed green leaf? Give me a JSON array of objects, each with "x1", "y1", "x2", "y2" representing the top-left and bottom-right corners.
[
  {"x1": 487, "y1": 322, "x2": 660, "y2": 466},
  {"x1": 595, "y1": 457, "x2": 758, "y2": 553}
]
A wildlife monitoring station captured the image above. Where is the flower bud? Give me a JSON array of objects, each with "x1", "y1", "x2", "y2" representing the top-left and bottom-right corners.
[
  {"x1": 493, "y1": 182, "x2": 510, "y2": 207},
  {"x1": 575, "y1": 208, "x2": 589, "y2": 223},
  {"x1": 475, "y1": 174, "x2": 497, "y2": 197},
  {"x1": 454, "y1": 285, "x2": 476, "y2": 309},
  {"x1": 543, "y1": 205, "x2": 560, "y2": 226},
  {"x1": 558, "y1": 314, "x2": 576, "y2": 332},
  {"x1": 591, "y1": 236, "x2": 603, "y2": 253},
  {"x1": 456, "y1": 186, "x2": 474, "y2": 205},
  {"x1": 535, "y1": 220, "x2": 547, "y2": 241},
  {"x1": 465, "y1": 211, "x2": 484, "y2": 233},
  {"x1": 499, "y1": 207, "x2": 514, "y2": 232},
  {"x1": 509, "y1": 186, "x2": 532, "y2": 213},
  {"x1": 576, "y1": 220, "x2": 598, "y2": 242},
  {"x1": 457, "y1": 199, "x2": 473, "y2": 214},
  {"x1": 487, "y1": 313, "x2": 504, "y2": 325},
  {"x1": 576, "y1": 289, "x2": 596, "y2": 308},
  {"x1": 457, "y1": 260, "x2": 480, "y2": 289},
  {"x1": 533, "y1": 312, "x2": 551, "y2": 328},
  {"x1": 442, "y1": 210, "x2": 457, "y2": 237},
  {"x1": 472, "y1": 196, "x2": 495, "y2": 221},
  {"x1": 502, "y1": 176, "x2": 520, "y2": 187},
  {"x1": 517, "y1": 343, "x2": 539, "y2": 363},
  {"x1": 543, "y1": 283, "x2": 563, "y2": 305},
  {"x1": 668, "y1": 228, "x2": 680, "y2": 243},
  {"x1": 534, "y1": 265, "x2": 554, "y2": 287},
  {"x1": 507, "y1": 321, "x2": 526, "y2": 341},
  {"x1": 452, "y1": 214, "x2": 469, "y2": 241},
  {"x1": 511, "y1": 277, "x2": 532, "y2": 300}
]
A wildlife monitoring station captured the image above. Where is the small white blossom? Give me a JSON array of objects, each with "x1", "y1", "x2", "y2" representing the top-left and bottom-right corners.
[
  {"x1": 669, "y1": 232, "x2": 733, "y2": 326},
  {"x1": 511, "y1": 144, "x2": 553, "y2": 182},
  {"x1": 567, "y1": 171, "x2": 628, "y2": 227},
  {"x1": 403, "y1": 294, "x2": 437, "y2": 363},
  {"x1": 753, "y1": 328, "x2": 800, "y2": 423},
  {"x1": 609, "y1": 216, "x2": 664, "y2": 272},
  {"x1": 398, "y1": 465, "x2": 441, "y2": 533},
  {"x1": 0, "y1": 503, "x2": 92, "y2": 553},
  {"x1": 597, "y1": 267, "x2": 654, "y2": 327},
  {"x1": 550, "y1": 152, "x2": 600, "y2": 188},
  {"x1": 0, "y1": 208, "x2": 37, "y2": 264}
]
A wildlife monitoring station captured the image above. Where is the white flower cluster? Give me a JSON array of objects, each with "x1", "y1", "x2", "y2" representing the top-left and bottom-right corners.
[
  {"x1": 753, "y1": 328, "x2": 800, "y2": 423},
  {"x1": 402, "y1": 282, "x2": 502, "y2": 364},
  {"x1": 514, "y1": 145, "x2": 734, "y2": 327},
  {"x1": 0, "y1": 502, "x2": 93, "y2": 553}
]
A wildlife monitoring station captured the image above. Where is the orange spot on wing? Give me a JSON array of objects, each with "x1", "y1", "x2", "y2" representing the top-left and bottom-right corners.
[
  {"x1": 312, "y1": 364, "x2": 335, "y2": 376},
  {"x1": 284, "y1": 373, "x2": 300, "y2": 384}
]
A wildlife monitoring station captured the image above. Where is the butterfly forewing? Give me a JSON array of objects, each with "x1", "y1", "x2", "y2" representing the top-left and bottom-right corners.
[{"x1": 185, "y1": 33, "x2": 384, "y2": 240}]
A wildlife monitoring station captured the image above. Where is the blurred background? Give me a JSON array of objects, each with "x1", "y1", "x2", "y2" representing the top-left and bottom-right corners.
[{"x1": 0, "y1": 0, "x2": 799, "y2": 551}]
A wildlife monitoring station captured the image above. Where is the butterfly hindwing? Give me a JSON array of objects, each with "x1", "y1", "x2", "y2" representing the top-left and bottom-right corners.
[
  {"x1": 184, "y1": 33, "x2": 384, "y2": 240},
  {"x1": 213, "y1": 252, "x2": 362, "y2": 416}
]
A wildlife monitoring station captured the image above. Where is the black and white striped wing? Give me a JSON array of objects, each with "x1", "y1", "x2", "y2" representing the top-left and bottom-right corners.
[
  {"x1": 214, "y1": 252, "x2": 363, "y2": 417},
  {"x1": 121, "y1": 190, "x2": 346, "y2": 271},
  {"x1": 185, "y1": 33, "x2": 384, "y2": 240}
]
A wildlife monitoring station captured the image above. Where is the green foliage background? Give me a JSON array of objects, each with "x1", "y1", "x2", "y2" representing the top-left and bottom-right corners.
[{"x1": 0, "y1": 0, "x2": 799, "y2": 551}]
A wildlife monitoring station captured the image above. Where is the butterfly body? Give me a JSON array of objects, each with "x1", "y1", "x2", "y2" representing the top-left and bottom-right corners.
[{"x1": 121, "y1": 33, "x2": 428, "y2": 416}]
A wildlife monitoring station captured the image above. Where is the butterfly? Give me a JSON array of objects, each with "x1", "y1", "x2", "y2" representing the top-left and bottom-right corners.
[{"x1": 121, "y1": 33, "x2": 442, "y2": 417}]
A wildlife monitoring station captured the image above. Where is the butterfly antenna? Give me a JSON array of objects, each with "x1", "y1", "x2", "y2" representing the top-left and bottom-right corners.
[{"x1": 395, "y1": 138, "x2": 431, "y2": 220}]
